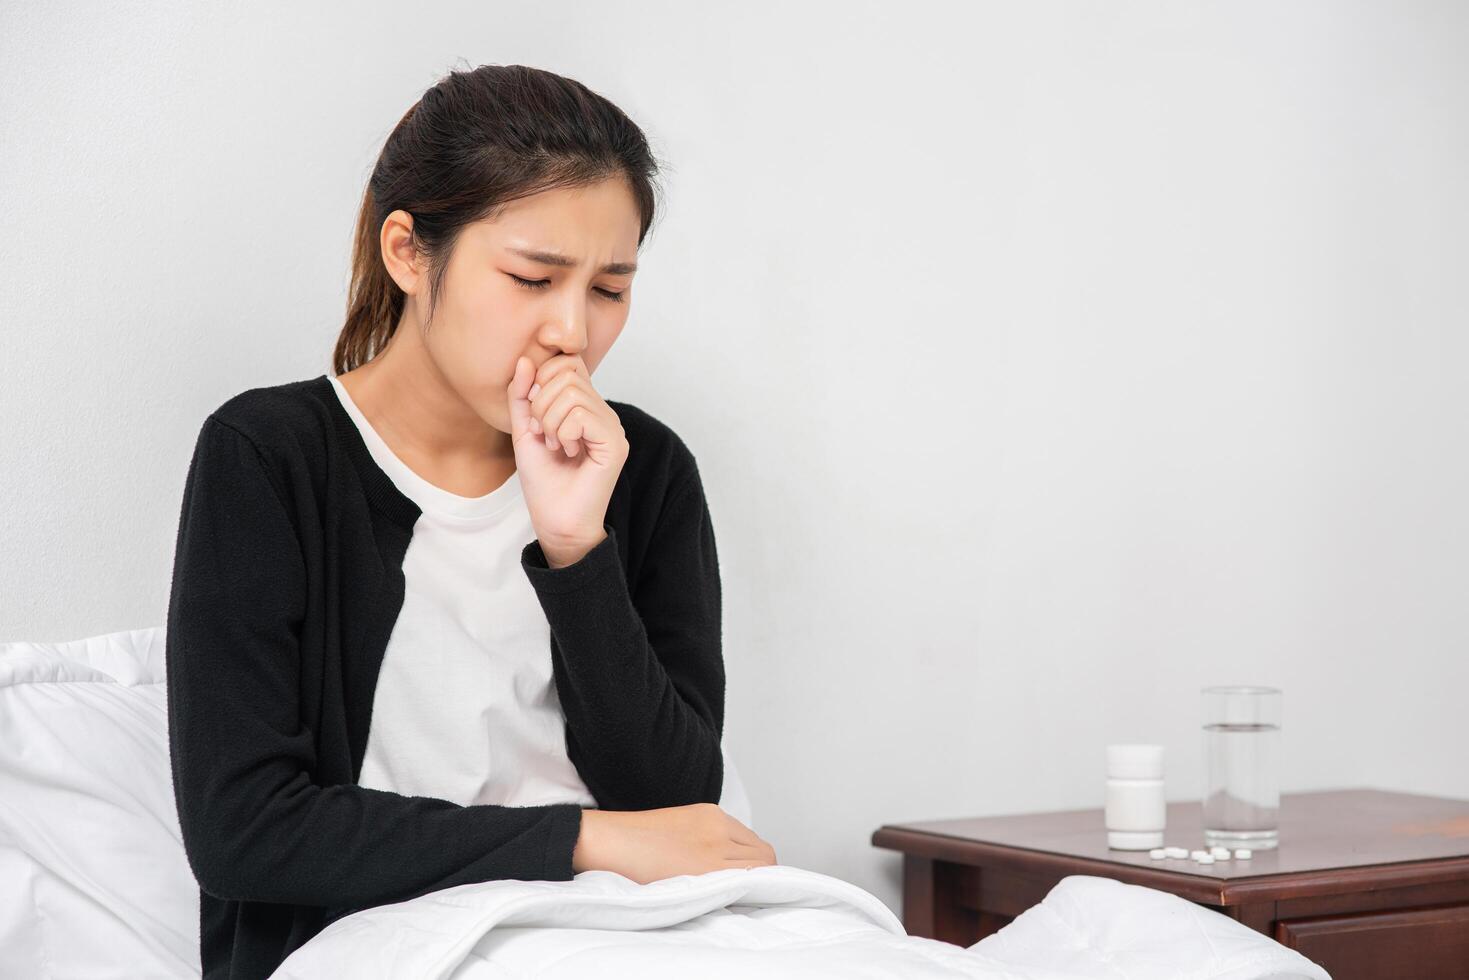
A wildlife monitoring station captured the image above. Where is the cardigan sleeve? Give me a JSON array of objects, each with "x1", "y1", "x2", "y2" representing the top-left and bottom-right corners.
[
  {"x1": 165, "y1": 415, "x2": 584, "y2": 909},
  {"x1": 520, "y1": 463, "x2": 725, "y2": 811}
]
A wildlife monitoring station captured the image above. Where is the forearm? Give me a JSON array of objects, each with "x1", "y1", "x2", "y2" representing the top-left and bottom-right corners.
[
  {"x1": 548, "y1": 566, "x2": 724, "y2": 809},
  {"x1": 175, "y1": 760, "x2": 585, "y2": 907},
  {"x1": 522, "y1": 512, "x2": 725, "y2": 812}
]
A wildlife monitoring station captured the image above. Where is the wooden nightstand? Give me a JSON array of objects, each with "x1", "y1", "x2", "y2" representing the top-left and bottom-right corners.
[{"x1": 872, "y1": 788, "x2": 1469, "y2": 980}]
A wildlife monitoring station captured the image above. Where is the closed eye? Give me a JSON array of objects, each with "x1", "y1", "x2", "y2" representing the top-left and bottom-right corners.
[{"x1": 508, "y1": 273, "x2": 626, "y2": 303}]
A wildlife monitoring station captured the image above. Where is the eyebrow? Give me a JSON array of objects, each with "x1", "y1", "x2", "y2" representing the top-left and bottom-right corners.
[{"x1": 506, "y1": 247, "x2": 638, "y2": 275}]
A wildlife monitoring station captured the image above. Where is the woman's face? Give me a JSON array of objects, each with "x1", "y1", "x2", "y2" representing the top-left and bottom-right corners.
[{"x1": 387, "y1": 176, "x2": 642, "y2": 436}]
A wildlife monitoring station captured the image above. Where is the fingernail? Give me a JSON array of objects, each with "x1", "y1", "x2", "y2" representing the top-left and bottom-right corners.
[{"x1": 528, "y1": 383, "x2": 541, "y2": 399}]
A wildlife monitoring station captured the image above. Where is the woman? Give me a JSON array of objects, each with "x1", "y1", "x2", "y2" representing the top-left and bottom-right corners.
[{"x1": 165, "y1": 63, "x2": 775, "y2": 980}]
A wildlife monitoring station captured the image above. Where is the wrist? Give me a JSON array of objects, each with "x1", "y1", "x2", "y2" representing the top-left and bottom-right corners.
[
  {"x1": 540, "y1": 527, "x2": 608, "y2": 569},
  {"x1": 572, "y1": 808, "x2": 609, "y2": 872}
]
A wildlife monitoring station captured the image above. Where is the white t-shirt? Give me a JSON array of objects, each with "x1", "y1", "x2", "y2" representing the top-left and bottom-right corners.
[{"x1": 328, "y1": 375, "x2": 598, "y2": 810}]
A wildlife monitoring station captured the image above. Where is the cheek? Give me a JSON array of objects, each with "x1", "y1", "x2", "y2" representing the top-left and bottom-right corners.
[
  {"x1": 469, "y1": 279, "x2": 516, "y2": 320},
  {"x1": 425, "y1": 300, "x2": 515, "y2": 382},
  {"x1": 584, "y1": 323, "x2": 626, "y2": 373},
  {"x1": 598, "y1": 313, "x2": 629, "y2": 345},
  {"x1": 456, "y1": 285, "x2": 522, "y2": 346}
]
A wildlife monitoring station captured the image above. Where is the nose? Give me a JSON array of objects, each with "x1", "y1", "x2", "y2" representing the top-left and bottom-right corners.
[{"x1": 542, "y1": 298, "x2": 590, "y2": 355}]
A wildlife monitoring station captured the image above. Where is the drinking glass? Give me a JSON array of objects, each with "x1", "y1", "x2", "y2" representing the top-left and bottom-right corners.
[{"x1": 1202, "y1": 685, "x2": 1281, "y2": 850}]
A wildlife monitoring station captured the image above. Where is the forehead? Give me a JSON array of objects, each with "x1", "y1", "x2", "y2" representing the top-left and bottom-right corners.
[{"x1": 468, "y1": 179, "x2": 642, "y2": 252}]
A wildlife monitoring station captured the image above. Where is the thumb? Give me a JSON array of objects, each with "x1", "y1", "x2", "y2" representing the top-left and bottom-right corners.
[{"x1": 508, "y1": 356, "x2": 534, "y2": 438}]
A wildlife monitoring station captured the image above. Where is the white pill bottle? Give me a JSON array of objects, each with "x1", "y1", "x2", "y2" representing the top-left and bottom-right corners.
[{"x1": 1104, "y1": 744, "x2": 1166, "y2": 850}]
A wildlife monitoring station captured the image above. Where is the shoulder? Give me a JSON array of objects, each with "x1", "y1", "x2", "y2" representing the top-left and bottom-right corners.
[
  {"x1": 203, "y1": 375, "x2": 335, "y2": 461},
  {"x1": 607, "y1": 397, "x2": 702, "y2": 495}
]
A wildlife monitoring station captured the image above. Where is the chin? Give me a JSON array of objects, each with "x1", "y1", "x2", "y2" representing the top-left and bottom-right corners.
[{"x1": 489, "y1": 407, "x2": 516, "y2": 436}]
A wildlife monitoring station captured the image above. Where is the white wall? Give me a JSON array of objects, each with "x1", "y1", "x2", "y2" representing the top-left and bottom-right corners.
[{"x1": 3, "y1": 0, "x2": 1466, "y2": 917}]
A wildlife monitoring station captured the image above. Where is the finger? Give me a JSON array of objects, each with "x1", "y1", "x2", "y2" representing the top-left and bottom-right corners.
[
  {"x1": 722, "y1": 847, "x2": 767, "y2": 864},
  {"x1": 526, "y1": 383, "x2": 545, "y2": 437},
  {"x1": 534, "y1": 352, "x2": 590, "y2": 390},
  {"x1": 737, "y1": 835, "x2": 776, "y2": 865},
  {"x1": 556, "y1": 405, "x2": 590, "y2": 457},
  {"x1": 724, "y1": 849, "x2": 774, "y2": 869},
  {"x1": 522, "y1": 355, "x2": 588, "y2": 443},
  {"x1": 532, "y1": 356, "x2": 589, "y2": 417},
  {"x1": 539, "y1": 386, "x2": 590, "y2": 455},
  {"x1": 724, "y1": 832, "x2": 769, "y2": 854},
  {"x1": 555, "y1": 402, "x2": 607, "y2": 460},
  {"x1": 506, "y1": 356, "x2": 537, "y2": 439},
  {"x1": 746, "y1": 846, "x2": 776, "y2": 866},
  {"x1": 723, "y1": 820, "x2": 764, "y2": 848},
  {"x1": 527, "y1": 378, "x2": 543, "y2": 434},
  {"x1": 527, "y1": 362, "x2": 586, "y2": 423},
  {"x1": 529, "y1": 368, "x2": 587, "y2": 451}
]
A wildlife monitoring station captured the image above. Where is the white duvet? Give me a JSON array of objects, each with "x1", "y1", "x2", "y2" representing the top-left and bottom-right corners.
[{"x1": 272, "y1": 864, "x2": 1331, "y2": 980}]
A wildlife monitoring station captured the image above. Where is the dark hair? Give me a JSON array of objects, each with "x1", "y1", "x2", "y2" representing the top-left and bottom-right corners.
[{"x1": 334, "y1": 63, "x2": 665, "y2": 375}]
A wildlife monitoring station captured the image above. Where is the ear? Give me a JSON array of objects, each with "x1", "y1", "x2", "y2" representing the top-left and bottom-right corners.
[{"x1": 380, "y1": 208, "x2": 424, "y2": 295}]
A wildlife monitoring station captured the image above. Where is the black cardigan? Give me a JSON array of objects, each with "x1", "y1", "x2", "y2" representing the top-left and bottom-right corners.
[{"x1": 164, "y1": 374, "x2": 725, "y2": 980}]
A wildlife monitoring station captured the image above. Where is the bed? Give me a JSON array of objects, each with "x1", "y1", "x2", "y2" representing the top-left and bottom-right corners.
[{"x1": 0, "y1": 628, "x2": 1332, "y2": 979}]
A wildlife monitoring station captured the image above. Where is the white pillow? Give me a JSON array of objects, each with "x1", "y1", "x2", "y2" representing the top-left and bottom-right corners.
[
  {"x1": 0, "y1": 625, "x2": 756, "y2": 979},
  {"x1": 0, "y1": 626, "x2": 198, "y2": 979}
]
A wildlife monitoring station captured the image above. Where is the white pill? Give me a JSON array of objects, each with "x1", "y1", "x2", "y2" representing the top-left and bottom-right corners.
[
  {"x1": 1190, "y1": 849, "x2": 1209, "y2": 861},
  {"x1": 1210, "y1": 846, "x2": 1232, "y2": 859},
  {"x1": 1165, "y1": 846, "x2": 1189, "y2": 859},
  {"x1": 1233, "y1": 848, "x2": 1253, "y2": 859},
  {"x1": 1149, "y1": 848, "x2": 1167, "y2": 859},
  {"x1": 1195, "y1": 854, "x2": 1215, "y2": 864}
]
